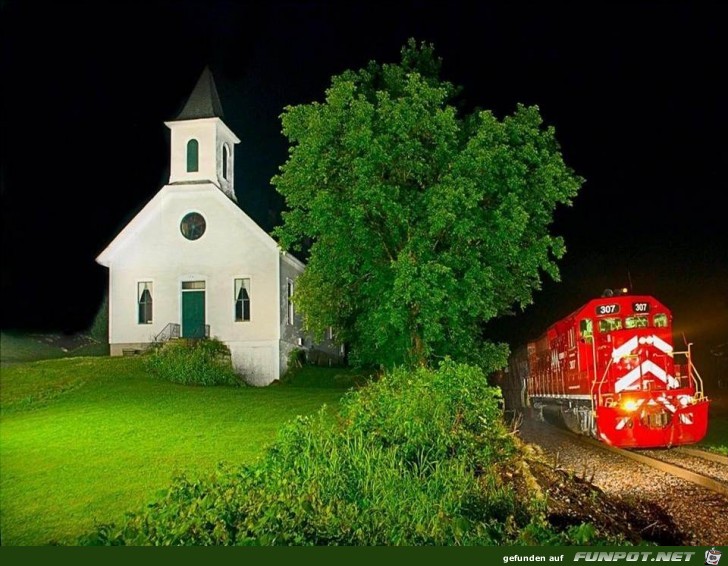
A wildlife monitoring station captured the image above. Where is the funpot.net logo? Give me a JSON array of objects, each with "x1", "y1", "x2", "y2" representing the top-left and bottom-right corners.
[
  {"x1": 573, "y1": 552, "x2": 697, "y2": 563},
  {"x1": 705, "y1": 548, "x2": 721, "y2": 566}
]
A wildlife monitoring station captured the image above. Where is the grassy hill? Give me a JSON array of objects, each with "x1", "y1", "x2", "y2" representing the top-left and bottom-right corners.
[
  {"x1": 0, "y1": 331, "x2": 108, "y2": 365},
  {"x1": 0, "y1": 344, "x2": 360, "y2": 545}
]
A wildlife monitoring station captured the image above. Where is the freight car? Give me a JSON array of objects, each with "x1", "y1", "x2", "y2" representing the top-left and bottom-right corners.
[{"x1": 499, "y1": 289, "x2": 710, "y2": 448}]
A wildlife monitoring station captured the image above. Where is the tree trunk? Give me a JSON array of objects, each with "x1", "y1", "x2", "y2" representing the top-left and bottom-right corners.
[{"x1": 409, "y1": 303, "x2": 427, "y2": 367}]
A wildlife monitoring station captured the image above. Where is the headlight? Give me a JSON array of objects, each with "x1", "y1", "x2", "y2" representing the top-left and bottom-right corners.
[{"x1": 622, "y1": 399, "x2": 639, "y2": 412}]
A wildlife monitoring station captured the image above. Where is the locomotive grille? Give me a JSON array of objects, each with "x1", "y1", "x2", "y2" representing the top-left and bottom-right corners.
[{"x1": 641, "y1": 411, "x2": 671, "y2": 429}]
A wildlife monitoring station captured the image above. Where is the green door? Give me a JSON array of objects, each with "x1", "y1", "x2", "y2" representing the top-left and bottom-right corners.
[{"x1": 182, "y1": 291, "x2": 205, "y2": 338}]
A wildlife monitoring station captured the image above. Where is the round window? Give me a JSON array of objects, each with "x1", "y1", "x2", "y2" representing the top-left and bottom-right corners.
[{"x1": 180, "y1": 212, "x2": 206, "y2": 240}]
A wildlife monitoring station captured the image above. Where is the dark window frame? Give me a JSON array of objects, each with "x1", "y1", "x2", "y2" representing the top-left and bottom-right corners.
[
  {"x1": 222, "y1": 144, "x2": 229, "y2": 180},
  {"x1": 187, "y1": 139, "x2": 199, "y2": 172},
  {"x1": 234, "y1": 278, "x2": 251, "y2": 322},
  {"x1": 138, "y1": 282, "x2": 153, "y2": 324}
]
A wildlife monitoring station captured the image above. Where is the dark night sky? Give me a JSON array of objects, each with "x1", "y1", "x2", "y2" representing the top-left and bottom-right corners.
[{"x1": 2, "y1": 1, "x2": 726, "y2": 360}]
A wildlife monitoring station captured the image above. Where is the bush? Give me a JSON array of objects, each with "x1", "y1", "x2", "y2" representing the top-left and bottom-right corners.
[
  {"x1": 287, "y1": 348, "x2": 306, "y2": 371},
  {"x1": 81, "y1": 360, "x2": 610, "y2": 545},
  {"x1": 144, "y1": 338, "x2": 243, "y2": 386},
  {"x1": 88, "y1": 293, "x2": 109, "y2": 343}
]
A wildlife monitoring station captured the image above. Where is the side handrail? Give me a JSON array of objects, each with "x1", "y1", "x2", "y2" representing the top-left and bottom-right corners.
[
  {"x1": 674, "y1": 342, "x2": 706, "y2": 400},
  {"x1": 590, "y1": 357, "x2": 613, "y2": 409},
  {"x1": 154, "y1": 323, "x2": 181, "y2": 342}
]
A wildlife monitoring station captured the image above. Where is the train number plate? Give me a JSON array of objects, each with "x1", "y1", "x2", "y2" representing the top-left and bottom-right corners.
[
  {"x1": 632, "y1": 301, "x2": 650, "y2": 313},
  {"x1": 596, "y1": 303, "x2": 620, "y2": 316}
]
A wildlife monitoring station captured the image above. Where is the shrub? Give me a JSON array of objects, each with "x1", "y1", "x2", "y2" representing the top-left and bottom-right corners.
[
  {"x1": 88, "y1": 293, "x2": 109, "y2": 343},
  {"x1": 81, "y1": 360, "x2": 610, "y2": 545},
  {"x1": 144, "y1": 338, "x2": 243, "y2": 386},
  {"x1": 287, "y1": 348, "x2": 306, "y2": 371}
]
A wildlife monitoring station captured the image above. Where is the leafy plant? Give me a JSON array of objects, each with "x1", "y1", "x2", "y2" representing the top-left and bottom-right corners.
[
  {"x1": 287, "y1": 347, "x2": 306, "y2": 370},
  {"x1": 87, "y1": 293, "x2": 109, "y2": 343},
  {"x1": 80, "y1": 360, "x2": 614, "y2": 546},
  {"x1": 144, "y1": 338, "x2": 243, "y2": 386},
  {"x1": 273, "y1": 39, "x2": 583, "y2": 367}
]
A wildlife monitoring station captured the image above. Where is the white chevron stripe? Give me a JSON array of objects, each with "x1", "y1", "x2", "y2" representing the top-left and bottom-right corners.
[
  {"x1": 612, "y1": 336, "x2": 639, "y2": 362},
  {"x1": 614, "y1": 360, "x2": 679, "y2": 392},
  {"x1": 614, "y1": 365, "x2": 642, "y2": 392},
  {"x1": 651, "y1": 335, "x2": 673, "y2": 355},
  {"x1": 657, "y1": 396, "x2": 676, "y2": 413},
  {"x1": 679, "y1": 413, "x2": 694, "y2": 425},
  {"x1": 610, "y1": 334, "x2": 673, "y2": 362}
]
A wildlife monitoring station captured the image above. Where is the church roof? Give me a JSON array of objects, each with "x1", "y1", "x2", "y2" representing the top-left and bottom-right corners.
[{"x1": 175, "y1": 66, "x2": 225, "y2": 120}]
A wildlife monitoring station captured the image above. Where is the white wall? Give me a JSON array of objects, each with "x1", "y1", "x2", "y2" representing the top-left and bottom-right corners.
[
  {"x1": 166, "y1": 118, "x2": 239, "y2": 201},
  {"x1": 106, "y1": 183, "x2": 280, "y2": 384},
  {"x1": 168, "y1": 120, "x2": 218, "y2": 185}
]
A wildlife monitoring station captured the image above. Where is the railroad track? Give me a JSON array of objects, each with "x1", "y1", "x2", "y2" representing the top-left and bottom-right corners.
[
  {"x1": 548, "y1": 426, "x2": 728, "y2": 498},
  {"x1": 675, "y1": 446, "x2": 728, "y2": 466}
]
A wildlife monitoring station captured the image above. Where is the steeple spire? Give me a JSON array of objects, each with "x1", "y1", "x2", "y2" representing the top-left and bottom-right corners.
[
  {"x1": 165, "y1": 66, "x2": 240, "y2": 201},
  {"x1": 176, "y1": 66, "x2": 225, "y2": 120}
]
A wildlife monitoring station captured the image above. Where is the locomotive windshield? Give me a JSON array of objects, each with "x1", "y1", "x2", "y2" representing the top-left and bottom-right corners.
[
  {"x1": 625, "y1": 315, "x2": 649, "y2": 329},
  {"x1": 598, "y1": 317, "x2": 623, "y2": 332},
  {"x1": 586, "y1": 313, "x2": 668, "y2": 332}
]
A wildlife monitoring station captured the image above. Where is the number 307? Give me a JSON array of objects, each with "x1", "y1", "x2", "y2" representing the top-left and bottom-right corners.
[{"x1": 598, "y1": 304, "x2": 618, "y2": 315}]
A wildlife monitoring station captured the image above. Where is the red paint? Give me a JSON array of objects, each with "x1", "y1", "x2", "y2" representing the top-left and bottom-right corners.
[{"x1": 523, "y1": 293, "x2": 710, "y2": 448}]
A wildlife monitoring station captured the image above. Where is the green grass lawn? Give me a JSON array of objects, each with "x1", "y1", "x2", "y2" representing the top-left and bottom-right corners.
[
  {"x1": 0, "y1": 331, "x2": 108, "y2": 365},
  {"x1": 0, "y1": 354, "x2": 357, "y2": 545}
]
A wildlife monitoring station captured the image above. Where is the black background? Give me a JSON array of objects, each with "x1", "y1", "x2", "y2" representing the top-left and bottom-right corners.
[{"x1": 2, "y1": 1, "x2": 726, "y2": 366}]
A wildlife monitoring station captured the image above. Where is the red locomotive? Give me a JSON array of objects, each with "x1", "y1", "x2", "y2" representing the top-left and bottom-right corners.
[{"x1": 506, "y1": 289, "x2": 710, "y2": 448}]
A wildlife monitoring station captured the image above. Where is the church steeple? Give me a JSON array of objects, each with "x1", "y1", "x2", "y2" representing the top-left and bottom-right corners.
[
  {"x1": 176, "y1": 66, "x2": 225, "y2": 120},
  {"x1": 165, "y1": 67, "x2": 240, "y2": 201}
]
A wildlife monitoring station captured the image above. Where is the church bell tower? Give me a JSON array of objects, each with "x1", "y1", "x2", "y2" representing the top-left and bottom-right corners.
[{"x1": 164, "y1": 67, "x2": 240, "y2": 201}]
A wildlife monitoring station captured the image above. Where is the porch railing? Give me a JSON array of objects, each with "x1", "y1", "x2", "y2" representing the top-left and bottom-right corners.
[
  {"x1": 154, "y1": 323, "x2": 210, "y2": 341},
  {"x1": 154, "y1": 323, "x2": 181, "y2": 343}
]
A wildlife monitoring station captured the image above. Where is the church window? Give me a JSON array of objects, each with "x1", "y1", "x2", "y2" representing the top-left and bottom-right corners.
[
  {"x1": 287, "y1": 279, "x2": 294, "y2": 325},
  {"x1": 222, "y1": 145, "x2": 230, "y2": 180},
  {"x1": 234, "y1": 278, "x2": 250, "y2": 322},
  {"x1": 138, "y1": 282, "x2": 153, "y2": 324},
  {"x1": 187, "y1": 139, "x2": 199, "y2": 172}
]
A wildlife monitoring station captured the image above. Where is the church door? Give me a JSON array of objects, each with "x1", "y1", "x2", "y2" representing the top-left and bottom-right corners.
[{"x1": 181, "y1": 281, "x2": 206, "y2": 338}]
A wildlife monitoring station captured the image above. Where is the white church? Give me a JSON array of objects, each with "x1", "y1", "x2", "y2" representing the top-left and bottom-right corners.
[{"x1": 97, "y1": 68, "x2": 341, "y2": 385}]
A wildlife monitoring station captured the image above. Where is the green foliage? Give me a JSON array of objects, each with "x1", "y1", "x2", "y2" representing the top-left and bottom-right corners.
[
  {"x1": 88, "y1": 293, "x2": 109, "y2": 343},
  {"x1": 342, "y1": 360, "x2": 515, "y2": 473},
  {"x1": 144, "y1": 338, "x2": 243, "y2": 386},
  {"x1": 279, "y1": 364, "x2": 371, "y2": 389},
  {"x1": 701, "y1": 412, "x2": 728, "y2": 455},
  {"x1": 80, "y1": 360, "x2": 612, "y2": 546},
  {"x1": 287, "y1": 347, "x2": 307, "y2": 371},
  {"x1": 273, "y1": 39, "x2": 584, "y2": 367}
]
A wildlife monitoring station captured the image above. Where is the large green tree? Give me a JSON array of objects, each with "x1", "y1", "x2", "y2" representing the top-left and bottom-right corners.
[{"x1": 273, "y1": 40, "x2": 583, "y2": 368}]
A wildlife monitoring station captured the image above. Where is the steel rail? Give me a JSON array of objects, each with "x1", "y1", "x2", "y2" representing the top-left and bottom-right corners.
[
  {"x1": 546, "y1": 426, "x2": 728, "y2": 498},
  {"x1": 675, "y1": 447, "x2": 728, "y2": 467}
]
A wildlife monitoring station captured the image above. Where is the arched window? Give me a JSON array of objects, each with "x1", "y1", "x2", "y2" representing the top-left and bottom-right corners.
[
  {"x1": 234, "y1": 278, "x2": 250, "y2": 321},
  {"x1": 287, "y1": 279, "x2": 294, "y2": 325},
  {"x1": 186, "y1": 139, "x2": 199, "y2": 172},
  {"x1": 222, "y1": 145, "x2": 229, "y2": 180},
  {"x1": 138, "y1": 282, "x2": 153, "y2": 324}
]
